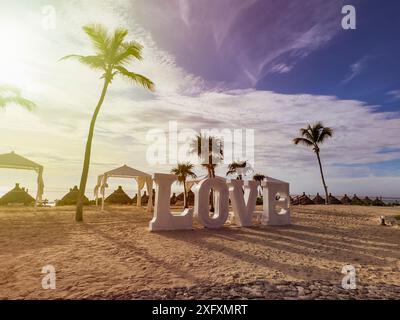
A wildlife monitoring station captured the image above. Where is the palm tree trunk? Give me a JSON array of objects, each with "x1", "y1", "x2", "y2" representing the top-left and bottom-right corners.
[
  {"x1": 183, "y1": 180, "x2": 188, "y2": 209},
  {"x1": 315, "y1": 151, "x2": 329, "y2": 205},
  {"x1": 75, "y1": 79, "x2": 110, "y2": 221},
  {"x1": 209, "y1": 165, "x2": 215, "y2": 212}
]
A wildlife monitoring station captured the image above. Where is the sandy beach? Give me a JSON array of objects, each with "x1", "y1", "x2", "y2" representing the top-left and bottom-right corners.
[{"x1": 0, "y1": 205, "x2": 399, "y2": 299}]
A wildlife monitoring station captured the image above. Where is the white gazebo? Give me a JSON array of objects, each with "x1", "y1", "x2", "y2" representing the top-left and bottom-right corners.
[
  {"x1": 0, "y1": 151, "x2": 44, "y2": 206},
  {"x1": 94, "y1": 165, "x2": 153, "y2": 211}
]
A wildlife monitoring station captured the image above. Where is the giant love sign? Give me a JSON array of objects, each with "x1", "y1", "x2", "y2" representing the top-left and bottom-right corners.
[{"x1": 149, "y1": 173, "x2": 291, "y2": 231}]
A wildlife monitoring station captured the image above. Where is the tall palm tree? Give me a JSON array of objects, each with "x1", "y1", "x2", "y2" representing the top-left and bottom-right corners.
[
  {"x1": 0, "y1": 85, "x2": 36, "y2": 111},
  {"x1": 62, "y1": 24, "x2": 154, "y2": 221},
  {"x1": 171, "y1": 162, "x2": 197, "y2": 208},
  {"x1": 253, "y1": 173, "x2": 266, "y2": 196},
  {"x1": 226, "y1": 160, "x2": 249, "y2": 180},
  {"x1": 293, "y1": 122, "x2": 333, "y2": 204}
]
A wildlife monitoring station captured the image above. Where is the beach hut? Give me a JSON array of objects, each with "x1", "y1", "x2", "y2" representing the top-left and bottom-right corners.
[
  {"x1": 372, "y1": 197, "x2": 385, "y2": 206},
  {"x1": 105, "y1": 186, "x2": 132, "y2": 205},
  {"x1": 328, "y1": 193, "x2": 342, "y2": 205},
  {"x1": 57, "y1": 186, "x2": 89, "y2": 206},
  {"x1": 351, "y1": 194, "x2": 364, "y2": 205},
  {"x1": 341, "y1": 194, "x2": 352, "y2": 205},
  {"x1": 0, "y1": 183, "x2": 35, "y2": 205},
  {"x1": 94, "y1": 165, "x2": 153, "y2": 211},
  {"x1": 313, "y1": 193, "x2": 326, "y2": 205},
  {"x1": 0, "y1": 152, "x2": 44, "y2": 206}
]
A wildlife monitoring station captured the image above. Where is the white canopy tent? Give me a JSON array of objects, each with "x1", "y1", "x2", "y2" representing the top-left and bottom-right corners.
[
  {"x1": 0, "y1": 151, "x2": 44, "y2": 206},
  {"x1": 94, "y1": 165, "x2": 153, "y2": 212}
]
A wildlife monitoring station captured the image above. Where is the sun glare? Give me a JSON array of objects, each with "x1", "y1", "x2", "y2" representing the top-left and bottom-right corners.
[{"x1": 0, "y1": 23, "x2": 31, "y2": 88}]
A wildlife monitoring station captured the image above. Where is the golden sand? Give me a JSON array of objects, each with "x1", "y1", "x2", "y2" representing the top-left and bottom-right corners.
[{"x1": 0, "y1": 205, "x2": 399, "y2": 299}]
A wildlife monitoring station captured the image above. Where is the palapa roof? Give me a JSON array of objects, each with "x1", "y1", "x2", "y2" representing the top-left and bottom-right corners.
[
  {"x1": 0, "y1": 151, "x2": 43, "y2": 171},
  {"x1": 291, "y1": 194, "x2": 314, "y2": 205},
  {"x1": 170, "y1": 193, "x2": 177, "y2": 205},
  {"x1": 105, "y1": 186, "x2": 132, "y2": 204},
  {"x1": 0, "y1": 183, "x2": 35, "y2": 205},
  {"x1": 57, "y1": 186, "x2": 89, "y2": 206},
  {"x1": 363, "y1": 196, "x2": 373, "y2": 205},
  {"x1": 372, "y1": 197, "x2": 385, "y2": 206},
  {"x1": 313, "y1": 193, "x2": 325, "y2": 205},
  {"x1": 299, "y1": 192, "x2": 314, "y2": 205},
  {"x1": 328, "y1": 193, "x2": 342, "y2": 204},
  {"x1": 351, "y1": 194, "x2": 364, "y2": 205},
  {"x1": 176, "y1": 190, "x2": 195, "y2": 206},
  {"x1": 341, "y1": 194, "x2": 352, "y2": 204},
  {"x1": 104, "y1": 165, "x2": 151, "y2": 178}
]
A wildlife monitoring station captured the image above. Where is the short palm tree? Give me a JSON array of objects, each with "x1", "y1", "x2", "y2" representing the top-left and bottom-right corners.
[
  {"x1": 226, "y1": 160, "x2": 249, "y2": 180},
  {"x1": 0, "y1": 85, "x2": 36, "y2": 111},
  {"x1": 190, "y1": 134, "x2": 223, "y2": 211},
  {"x1": 253, "y1": 173, "x2": 266, "y2": 196},
  {"x1": 293, "y1": 122, "x2": 333, "y2": 204},
  {"x1": 171, "y1": 163, "x2": 197, "y2": 208},
  {"x1": 62, "y1": 24, "x2": 154, "y2": 221},
  {"x1": 190, "y1": 134, "x2": 223, "y2": 178}
]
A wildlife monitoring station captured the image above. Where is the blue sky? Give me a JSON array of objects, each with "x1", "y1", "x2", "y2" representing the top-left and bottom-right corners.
[{"x1": 258, "y1": 0, "x2": 400, "y2": 113}]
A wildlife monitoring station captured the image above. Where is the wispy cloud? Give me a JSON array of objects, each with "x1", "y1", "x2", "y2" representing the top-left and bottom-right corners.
[
  {"x1": 387, "y1": 89, "x2": 400, "y2": 100},
  {"x1": 342, "y1": 56, "x2": 370, "y2": 84},
  {"x1": 270, "y1": 63, "x2": 292, "y2": 74}
]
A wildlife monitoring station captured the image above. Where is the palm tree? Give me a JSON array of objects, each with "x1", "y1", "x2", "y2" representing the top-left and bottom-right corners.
[
  {"x1": 226, "y1": 160, "x2": 249, "y2": 180},
  {"x1": 190, "y1": 134, "x2": 223, "y2": 211},
  {"x1": 190, "y1": 134, "x2": 223, "y2": 178},
  {"x1": 253, "y1": 173, "x2": 266, "y2": 196},
  {"x1": 61, "y1": 24, "x2": 154, "y2": 221},
  {"x1": 0, "y1": 85, "x2": 36, "y2": 111},
  {"x1": 293, "y1": 122, "x2": 333, "y2": 204},
  {"x1": 171, "y1": 162, "x2": 197, "y2": 208}
]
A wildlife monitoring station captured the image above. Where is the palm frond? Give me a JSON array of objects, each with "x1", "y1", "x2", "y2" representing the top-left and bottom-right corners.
[
  {"x1": 60, "y1": 54, "x2": 107, "y2": 71},
  {"x1": 317, "y1": 126, "x2": 333, "y2": 143},
  {"x1": 109, "y1": 28, "x2": 128, "y2": 58},
  {"x1": 115, "y1": 66, "x2": 154, "y2": 91},
  {"x1": 293, "y1": 137, "x2": 314, "y2": 146},
  {"x1": 0, "y1": 96, "x2": 36, "y2": 111},
  {"x1": 114, "y1": 41, "x2": 143, "y2": 66},
  {"x1": 0, "y1": 84, "x2": 21, "y2": 95},
  {"x1": 82, "y1": 24, "x2": 110, "y2": 54}
]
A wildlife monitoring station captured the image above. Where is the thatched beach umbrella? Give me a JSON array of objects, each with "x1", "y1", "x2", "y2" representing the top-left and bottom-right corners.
[
  {"x1": 312, "y1": 193, "x2": 325, "y2": 205},
  {"x1": 105, "y1": 186, "x2": 132, "y2": 205},
  {"x1": 328, "y1": 193, "x2": 342, "y2": 205},
  {"x1": 170, "y1": 193, "x2": 177, "y2": 205},
  {"x1": 299, "y1": 192, "x2": 314, "y2": 205},
  {"x1": 132, "y1": 193, "x2": 137, "y2": 206},
  {"x1": 341, "y1": 194, "x2": 352, "y2": 205},
  {"x1": 176, "y1": 190, "x2": 195, "y2": 206},
  {"x1": 351, "y1": 194, "x2": 364, "y2": 205},
  {"x1": 0, "y1": 183, "x2": 35, "y2": 205},
  {"x1": 57, "y1": 186, "x2": 90, "y2": 206},
  {"x1": 372, "y1": 197, "x2": 385, "y2": 206},
  {"x1": 363, "y1": 196, "x2": 373, "y2": 206},
  {"x1": 141, "y1": 191, "x2": 149, "y2": 205}
]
